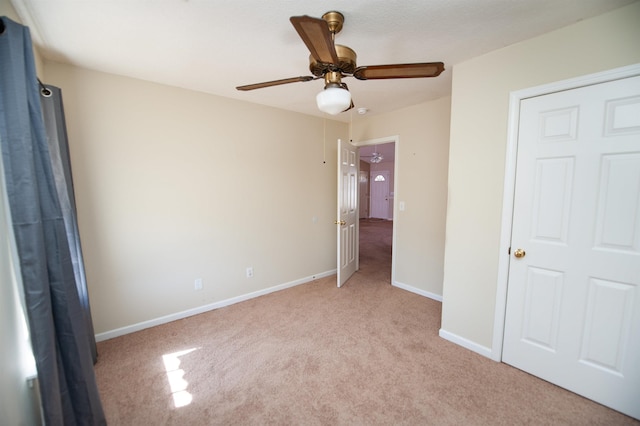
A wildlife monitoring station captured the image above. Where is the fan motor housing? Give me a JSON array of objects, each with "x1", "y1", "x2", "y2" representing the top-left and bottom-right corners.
[{"x1": 309, "y1": 44, "x2": 357, "y2": 76}]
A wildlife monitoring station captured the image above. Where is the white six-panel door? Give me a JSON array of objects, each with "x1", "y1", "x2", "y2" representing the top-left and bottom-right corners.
[
  {"x1": 370, "y1": 170, "x2": 390, "y2": 219},
  {"x1": 337, "y1": 139, "x2": 358, "y2": 287},
  {"x1": 503, "y1": 75, "x2": 640, "y2": 419}
]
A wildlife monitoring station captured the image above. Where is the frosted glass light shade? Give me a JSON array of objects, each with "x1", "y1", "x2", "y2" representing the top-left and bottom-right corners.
[{"x1": 316, "y1": 87, "x2": 351, "y2": 115}]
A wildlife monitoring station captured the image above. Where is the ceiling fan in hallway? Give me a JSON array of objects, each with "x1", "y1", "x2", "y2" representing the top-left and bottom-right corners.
[
  {"x1": 236, "y1": 11, "x2": 445, "y2": 115},
  {"x1": 361, "y1": 149, "x2": 384, "y2": 164}
]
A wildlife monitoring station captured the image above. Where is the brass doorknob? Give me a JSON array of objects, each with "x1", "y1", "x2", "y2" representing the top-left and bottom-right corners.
[
  {"x1": 514, "y1": 248, "x2": 526, "y2": 258},
  {"x1": 334, "y1": 220, "x2": 346, "y2": 225}
]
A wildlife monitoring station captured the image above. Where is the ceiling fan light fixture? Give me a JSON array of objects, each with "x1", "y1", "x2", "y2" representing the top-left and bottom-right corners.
[
  {"x1": 236, "y1": 11, "x2": 444, "y2": 115},
  {"x1": 370, "y1": 153, "x2": 383, "y2": 163},
  {"x1": 316, "y1": 85, "x2": 351, "y2": 115}
]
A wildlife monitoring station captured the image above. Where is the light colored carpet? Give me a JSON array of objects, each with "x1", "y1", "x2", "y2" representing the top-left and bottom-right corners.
[{"x1": 94, "y1": 219, "x2": 638, "y2": 425}]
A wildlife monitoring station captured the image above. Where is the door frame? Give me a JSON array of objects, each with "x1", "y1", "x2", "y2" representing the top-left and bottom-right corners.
[
  {"x1": 352, "y1": 135, "x2": 399, "y2": 286},
  {"x1": 492, "y1": 63, "x2": 640, "y2": 362}
]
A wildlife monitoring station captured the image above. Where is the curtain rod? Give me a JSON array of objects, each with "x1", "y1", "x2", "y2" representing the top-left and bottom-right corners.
[{"x1": 37, "y1": 78, "x2": 52, "y2": 97}]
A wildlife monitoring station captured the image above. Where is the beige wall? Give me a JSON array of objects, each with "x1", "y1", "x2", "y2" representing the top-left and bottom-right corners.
[
  {"x1": 45, "y1": 62, "x2": 348, "y2": 334},
  {"x1": 442, "y1": 2, "x2": 640, "y2": 351},
  {"x1": 353, "y1": 96, "x2": 451, "y2": 297},
  {"x1": 43, "y1": 61, "x2": 450, "y2": 337}
]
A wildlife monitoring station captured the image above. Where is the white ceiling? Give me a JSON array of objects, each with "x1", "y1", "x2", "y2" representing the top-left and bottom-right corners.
[{"x1": 11, "y1": 0, "x2": 636, "y2": 122}]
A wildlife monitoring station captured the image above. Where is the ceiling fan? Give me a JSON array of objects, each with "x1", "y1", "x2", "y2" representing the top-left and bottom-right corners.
[
  {"x1": 360, "y1": 151, "x2": 384, "y2": 164},
  {"x1": 236, "y1": 11, "x2": 445, "y2": 115},
  {"x1": 361, "y1": 147, "x2": 384, "y2": 163}
]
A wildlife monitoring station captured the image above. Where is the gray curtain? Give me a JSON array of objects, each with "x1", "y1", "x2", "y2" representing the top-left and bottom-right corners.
[
  {"x1": 0, "y1": 16, "x2": 106, "y2": 425},
  {"x1": 41, "y1": 84, "x2": 98, "y2": 363}
]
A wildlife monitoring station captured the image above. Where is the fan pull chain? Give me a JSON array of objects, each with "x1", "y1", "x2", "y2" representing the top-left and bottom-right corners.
[
  {"x1": 323, "y1": 116, "x2": 326, "y2": 164},
  {"x1": 349, "y1": 108, "x2": 353, "y2": 143}
]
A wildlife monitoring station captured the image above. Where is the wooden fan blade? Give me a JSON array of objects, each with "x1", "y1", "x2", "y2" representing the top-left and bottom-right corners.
[
  {"x1": 353, "y1": 62, "x2": 445, "y2": 80},
  {"x1": 236, "y1": 76, "x2": 315, "y2": 91},
  {"x1": 290, "y1": 15, "x2": 339, "y2": 65}
]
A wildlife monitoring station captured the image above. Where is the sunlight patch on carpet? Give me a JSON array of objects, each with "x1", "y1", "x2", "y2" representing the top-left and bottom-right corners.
[{"x1": 162, "y1": 348, "x2": 199, "y2": 408}]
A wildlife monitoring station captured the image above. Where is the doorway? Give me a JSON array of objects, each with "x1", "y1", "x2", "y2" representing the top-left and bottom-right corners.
[{"x1": 356, "y1": 136, "x2": 398, "y2": 285}]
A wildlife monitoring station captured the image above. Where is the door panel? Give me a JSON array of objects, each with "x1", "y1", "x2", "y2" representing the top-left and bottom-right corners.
[
  {"x1": 531, "y1": 157, "x2": 573, "y2": 243},
  {"x1": 521, "y1": 266, "x2": 563, "y2": 351},
  {"x1": 503, "y1": 75, "x2": 640, "y2": 419},
  {"x1": 580, "y1": 278, "x2": 634, "y2": 374},
  {"x1": 337, "y1": 139, "x2": 358, "y2": 287},
  {"x1": 594, "y1": 153, "x2": 640, "y2": 252}
]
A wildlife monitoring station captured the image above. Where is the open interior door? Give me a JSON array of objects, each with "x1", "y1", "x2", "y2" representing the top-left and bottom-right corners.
[{"x1": 336, "y1": 139, "x2": 358, "y2": 287}]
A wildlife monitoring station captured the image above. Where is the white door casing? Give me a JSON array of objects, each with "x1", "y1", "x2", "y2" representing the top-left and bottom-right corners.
[
  {"x1": 337, "y1": 139, "x2": 358, "y2": 287},
  {"x1": 370, "y1": 170, "x2": 390, "y2": 219},
  {"x1": 502, "y1": 74, "x2": 640, "y2": 419}
]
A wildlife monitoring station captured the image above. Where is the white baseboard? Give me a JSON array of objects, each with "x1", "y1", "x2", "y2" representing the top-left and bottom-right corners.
[
  {"x1": 438, "y1": 328, "x2": 495, "y2": 360},
  {"x1": 392, "y1": 281, "x2": 443, "y2": 302},
  {"x1": 95, "y1": 269, "x2": 337, "y2": 342}
]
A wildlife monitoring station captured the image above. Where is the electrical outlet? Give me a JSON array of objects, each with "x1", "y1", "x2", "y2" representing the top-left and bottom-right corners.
[
  {"x1": 194, "y1": 278, "x2": 203, "y2": 290},
  {"x1": 246, "y1": 267, "x2": 254, "y2": 278}
]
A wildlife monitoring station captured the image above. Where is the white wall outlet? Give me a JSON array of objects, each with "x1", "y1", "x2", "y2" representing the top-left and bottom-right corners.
[
  {"x1": 246, "y1": 267, "x2": 254, "y2": 278},
  {"x1": 399, "y1": 201, "x2": 406, "y2": 211},
  {"x1": 194, "y1": 278, "x2": 203, "y2": 290}
]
